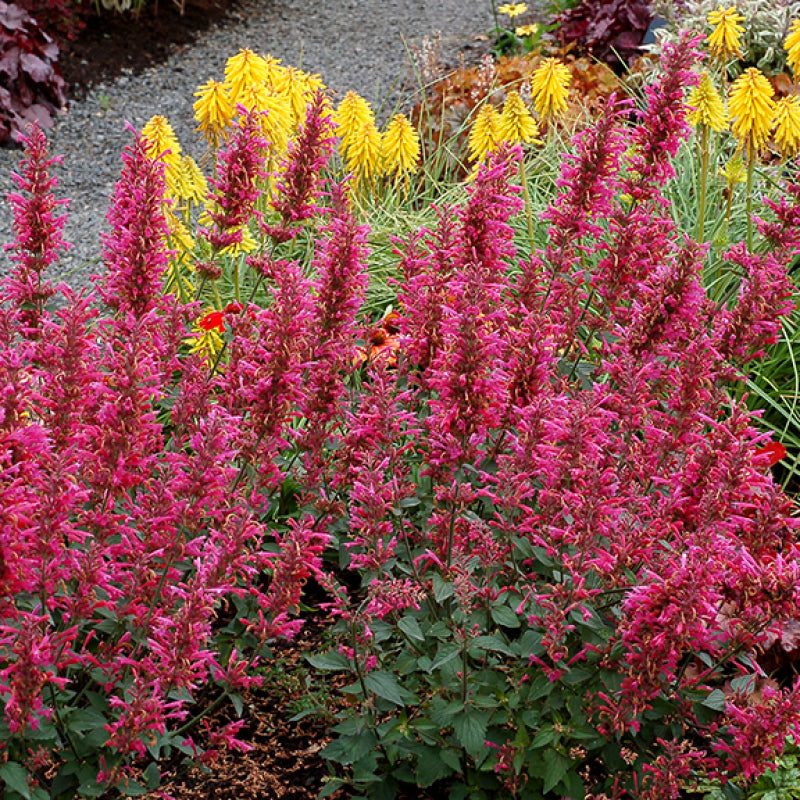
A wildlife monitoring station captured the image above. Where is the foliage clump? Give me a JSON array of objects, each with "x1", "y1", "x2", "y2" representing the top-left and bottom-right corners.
[{"x1": 0, "y1": 1, "x2": 67, "y2": 145}]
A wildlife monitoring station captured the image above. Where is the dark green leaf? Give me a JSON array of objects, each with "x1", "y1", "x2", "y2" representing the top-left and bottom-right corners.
[
  {"x1": 398, "y1": 616, "x2": 425, "y2": 642},
  {"x1": 452, "y1": 710, "x2": 491, "y2": 759},
  {"x1": 0, "y1": 763, "x2": 31, "y2": 800},
  {"x1": 318, "y1": 778, "x2": 346, "y2": 799},
  {"x1": 531, "y1": 725, "x2": 559, "y2": 748},
  {"x1": 365, "y1": 671, "x2": 405, "y2": 706},
  {"x1": 416, "y1": 751, "x2": 453, "y2": 787},
  {"x1": 307, "y1": 649, "x2": 351, "y2": 671},
  {"x1": 472, "y1": 634, "x2": 514, "y2": 656},
  {"x1": 433, "y1": 574, "x2": 455, "y2": 603},
  {"x1": 491, "y1": 605, "x2": 521, "y2": 629},
  {"x1": 702, "y1": 689, "x2": 727, "y2": 711},
  {"x1": 117, "y1": 778, "x2": 148, "y2": 797},
  {"x1": 431, "y1": 643, "x2": 460, "y2": 672},
  {"x1": 143, "y1": 763, "x2": 160, "y2": 790},
  {"x1": 543, "y1": 750, "x2": 571, "y2": 794}
]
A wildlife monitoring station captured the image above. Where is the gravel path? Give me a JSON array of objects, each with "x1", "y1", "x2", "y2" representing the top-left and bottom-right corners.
[{"x1": 0, "y1": 0, "x2": 493, "y2": 289}]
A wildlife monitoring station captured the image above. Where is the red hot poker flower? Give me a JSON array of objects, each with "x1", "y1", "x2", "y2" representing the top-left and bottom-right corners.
[{"x1": 754, "y1": 441, "x2": 787, "y2": 467}]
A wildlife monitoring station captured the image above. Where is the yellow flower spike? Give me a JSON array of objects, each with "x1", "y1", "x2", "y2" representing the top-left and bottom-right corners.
[
  {"x1": 345, "y1": 118, "x2": 382, "y2": 181},
  {"x1": 530, "y1": 57, "x2": 571, "y2": 121},
  {"x1": 498, "y1": 90, "x2": 540, "y2": 145},
  {"x1": 785, "y1": 20, "x2": 800, "y2": 82},
  {"x1": 468, "y1": 103, "x2": 501, "y2": 162},
  {"x1": 277, "y1": 66, "x2": 313, "y2": 126},
  {"x1": 224, "y1": 48, "x2": 271, "y2": 106},
  {"x1": 334, "y1": 91, "x2": 375, "y2": 155},
  {"x1": 259, "y1": 93, "x2": 293, "y2": 155},
  {"x1": 686, "y1": 72, "x2": 728, "y2": 133},
  {"x1": 728, "y1": 67, "x2": 776, "y2": 152},
  {"x1": 707, "y1": 5, "x2": 746, "y2": 60},
  {"x1": 381, "y1": 114, "x2": 420, "y2": 176},
  {"x1": 773, "y1": 95, "x2": 800, "y2": 157},
  {"x1": 176, "y1": 156, "x2": 208, "y2": 207},
  {"x1": 141, "y1": 115, "x2": 182, "y2": 195},
  {"x1": 498, "y1": 2, "x2": 527, "y2": 19},
  {"x1": 193, "y1": 80, "x2": 233, "y2": 149},
  {"x1": 166, "y1": 210, "x2": 196, "y2": 254}
]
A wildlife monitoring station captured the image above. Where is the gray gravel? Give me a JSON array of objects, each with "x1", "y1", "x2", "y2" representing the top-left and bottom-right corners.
[{"x1": 0, "y1": 0, "x2": 493, "y2": 290}]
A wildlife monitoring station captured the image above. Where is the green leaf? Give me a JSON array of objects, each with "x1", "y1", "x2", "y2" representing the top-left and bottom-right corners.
[
  {"x1": 543, "y1": 750, "x2": 571, "y2": 794},
  {"x1": 472, "y1": 634, "x2": 514, "y2": 656},
  {"x1": 365, "y1": 670, "x2": 406, "y2": 706},
  {"x1": 143, "y1": 762, "x2": 160, "y2": 790},
  {"x1": 117, "y1": 778, "x2": 148, "y2": 797},
  {"x1": 433, "y1": 574, "x2": 455, "y2": 603},
  {"x1": 491, "y1": 604, "x2": 520, "y2": 629},
  {"x1": 0, "y1": 763, "x2": 31, "y2": 800},
  {"x1": 702, "y1": 688, "x2": 727, "y2": 711},
  {"x1": 230, "y1": 692, "x2": 243, "y2": 717},
  {"x1": 307, "y1": 649, "x2": 351, "y2": 671},
  {"x1": 318, "y1": 778, "x2": 346, "y2": 799},
  {"x1": 452, "y1": 710, "x2": 491, "y2": 759},
  {"x1": 398, "y1": 616, "x2": 425, "y2": 642},
  {"x1": 430, "y1": 643, "x2": 460, "y2": 672},
  {"x1": 531, "y1": 724, "x2": 560, "y2": 749},
  {"x1": 416, "y1": 751, "x2": 454, "y2": 787}
]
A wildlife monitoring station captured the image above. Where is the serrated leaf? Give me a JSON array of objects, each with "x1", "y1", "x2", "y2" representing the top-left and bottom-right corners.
[
  {"x1": 143, "y1": 763, "x2": 160, "y2": 790},
  {"x1": 307, "y1": 649, "x2": 351, "y2": 671},
  {"x1": 430, "y1": 643, "x2": 460, "y2": 671},
  {"x1": 432, "y1": 574, "x2": 455, "y2": 603},
  {"x1": 364, "y1": 670, "x2": 405, "y2": 706},
  {"x1": 398, "y1": 616, "x2": 424, "y2": 642},
  {"x1": 473, "y1": 634, "x2": 514, "y2": 656},
  {"x1": 543, "y1": 750, "x2": 571, "y2": 794},
  {"x1": 702, "y1": 688, "x2": 727, "y2": 711},
  {"x1": 0, "y1": 763, "x2": 31, "y2": 800},
  {"x1": 491, "y1": 605, "x2": 520, "y2": 629},
  {"x1": 452, "y1": 710, "x2": 490, "y2": 759},
  {"x1": 416, "y1": 751, "x2": 453, "y2": 787},
  {"x1": 117, "y1": 777, "x2": 148, "y2": 797}
]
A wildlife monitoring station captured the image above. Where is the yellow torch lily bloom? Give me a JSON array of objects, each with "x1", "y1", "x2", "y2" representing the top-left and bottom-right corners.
[
  {"x1": 193, "y1": 80, "x2": 233, "y2": 149},
  {"x1": 707, "y1": 5, "x2": 746, "y2": 60},
  {"x1": 468, "y1": 103, "x2": 501, "y2": 162},
  {"x1": 498, "y1": 90, "x2": 540, "y2": 145},
  {"x1": 381, "y1": 114, "x2": 420, "y2": 175},
  {"x1": 773, "y1": 95, "x2": 800, "y2": 157},
  {"x1": 530, "y1": 57, "x2": 571, "y2": 121},
  {"x1": 686, "y1": 72, "x2": 728, "y2": 133},
  {"x1": 141, "y1": 115, "x2": 182, "y2": 195},
  {"x1": 224, "y1": 49, "x2": 271, "y2": 106},
  {"x1": 728, "y1": 67, "x2": 776, "y2": 152},
  {"x1": 785, "y1": 20, "x2": 800, "y2": 82}
]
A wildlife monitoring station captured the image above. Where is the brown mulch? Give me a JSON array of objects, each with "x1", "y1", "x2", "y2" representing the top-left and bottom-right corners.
[
  {"x1": 151, "y1": 618, "x2": 349, "y2": 800},
  {"x1": 56, "y1": 0, "x2": 240, "y2": 99}
]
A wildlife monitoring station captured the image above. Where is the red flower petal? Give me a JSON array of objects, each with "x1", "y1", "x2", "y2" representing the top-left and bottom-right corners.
[
  {"x1": 198, "y1": 310, "x2": 225, "y2": 332},
  {"x1": 754, "y1": 441, "x2": 787, "y2": 467}
]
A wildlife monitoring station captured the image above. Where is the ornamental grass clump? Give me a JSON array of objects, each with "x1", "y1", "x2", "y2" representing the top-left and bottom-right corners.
[{"x1": 3, "y1": 32, "x2": 800, "y2": 800}]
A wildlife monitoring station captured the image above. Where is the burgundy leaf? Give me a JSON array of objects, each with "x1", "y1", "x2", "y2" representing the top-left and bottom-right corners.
[{"x1": 20, "y1": 51, "x2": 48, "y2": 81}]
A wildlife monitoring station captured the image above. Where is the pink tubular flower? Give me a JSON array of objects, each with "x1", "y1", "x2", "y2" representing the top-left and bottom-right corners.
[
  {"x1": 263, "y1": 90, "x2": 336, "y2": 240},
  {"x1": 99, "y1": 127, "x2": 172, "y2": 317},
  {"x1": 5, "y1": 122, "x2": 68, "y2": 332},
  {"x1": 714, "y1": 681, "x2": 800, "y2": 782},
  {"x1": 203, "y1": 107, "x2": 268, "y2": 251}
]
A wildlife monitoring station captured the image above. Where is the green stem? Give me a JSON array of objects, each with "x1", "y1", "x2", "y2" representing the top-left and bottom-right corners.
[{"x1": 697, "y1": 124, "x2": 710, "y2": 243}]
